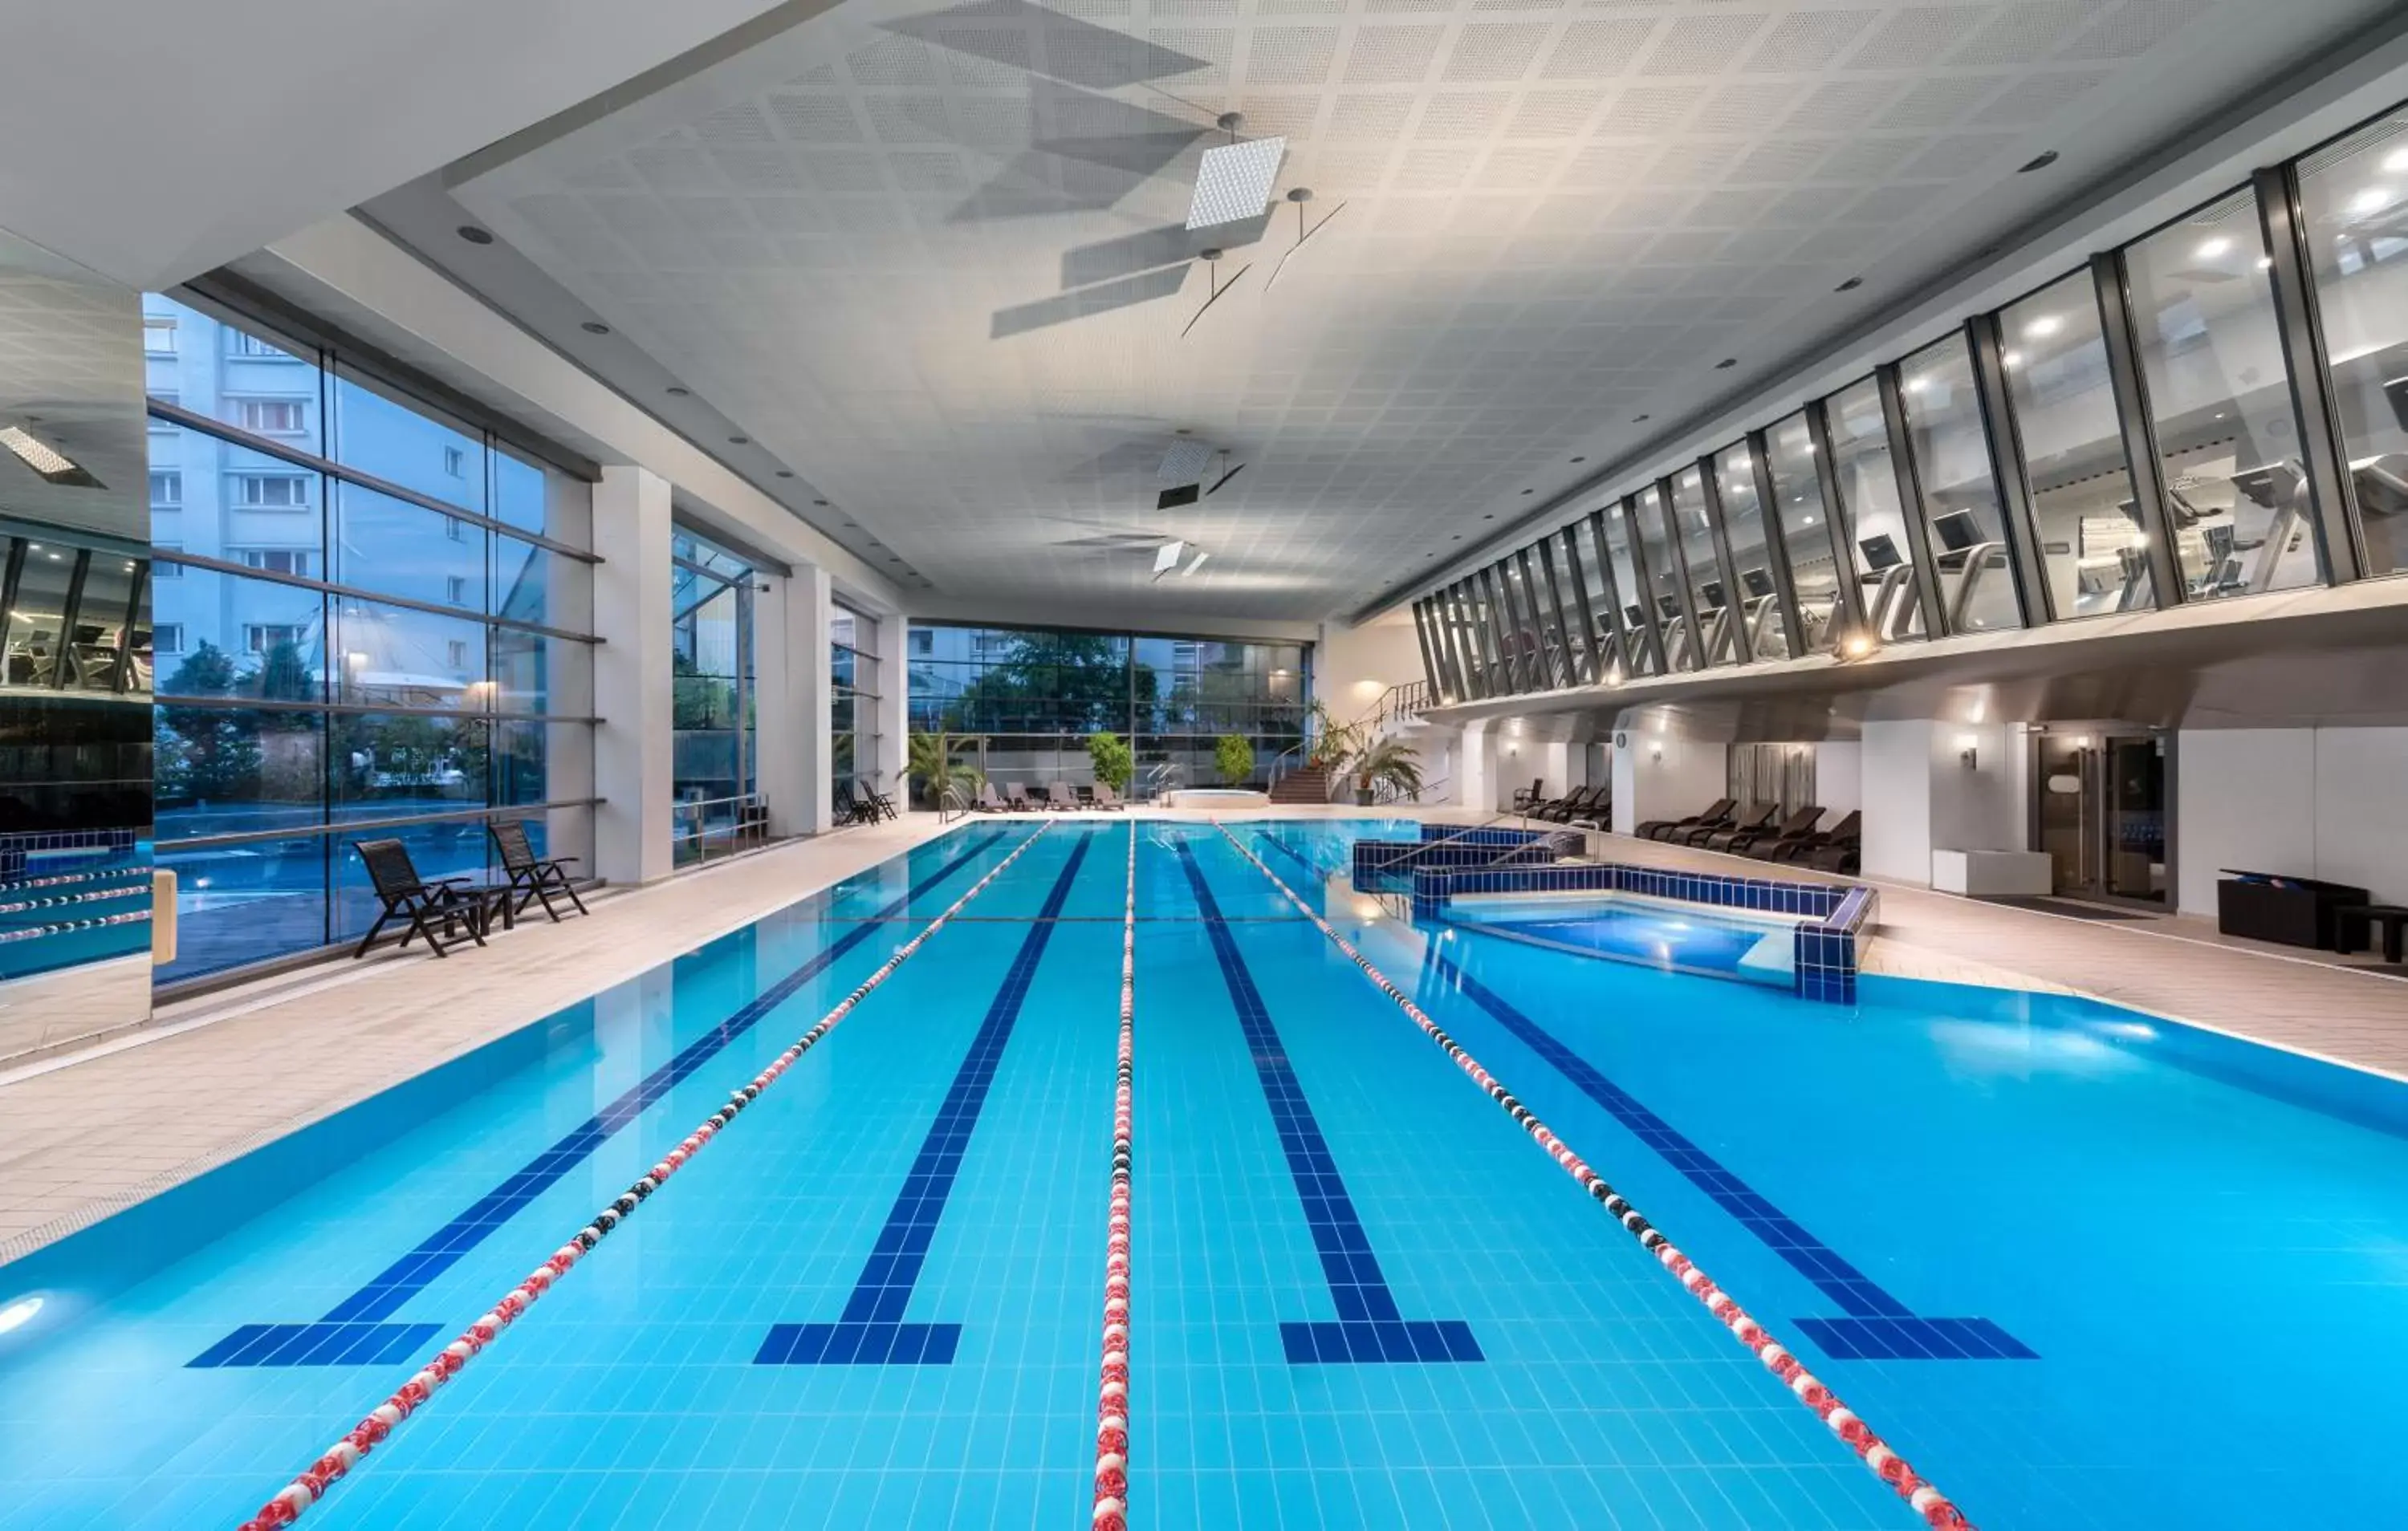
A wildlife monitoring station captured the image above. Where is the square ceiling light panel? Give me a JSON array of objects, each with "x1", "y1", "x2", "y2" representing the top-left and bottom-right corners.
[
  {"x1": 1188, "y1": 137, "x2": 1287, "y2": 230},
  {"x1": 1158, "y1": 437, "x2": 1216, "y2": 487}
]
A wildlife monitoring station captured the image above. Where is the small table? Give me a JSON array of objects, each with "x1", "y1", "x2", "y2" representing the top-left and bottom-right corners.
[
  {"x1": 456, "y1": 880, "x2": 519, "y2": 938},
  {"x1": 2334, "y1": 904, "x2": 2408, "y2": 964}
]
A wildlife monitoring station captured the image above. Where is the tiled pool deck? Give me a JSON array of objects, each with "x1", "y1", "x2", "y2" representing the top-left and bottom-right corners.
[{"x1": 6, "y1": 805, "x2": 2408, "y2": 1274}]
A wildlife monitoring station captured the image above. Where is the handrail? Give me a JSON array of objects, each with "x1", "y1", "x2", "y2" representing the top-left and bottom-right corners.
[{"x1": 1364, "y1": 814, "x2": 1523, "y2": 875}]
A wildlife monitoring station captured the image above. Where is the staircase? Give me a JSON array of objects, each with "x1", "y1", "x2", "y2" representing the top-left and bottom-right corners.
[{"x1": 1269, "y1": 764, "x2": 1335, "y2": 804}]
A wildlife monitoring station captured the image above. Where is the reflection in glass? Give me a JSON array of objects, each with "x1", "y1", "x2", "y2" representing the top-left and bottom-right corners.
[
  {"x1": 2000, "y1": 272, "x2": 2152, "y2": 617},
  {"x1": 1825, "y1": 378, "x2": 1925, "y2": 641},
  {"x1": 1552, "y1": 527, "x2": 1603, "y2": 682},
  {"x1": 2126, "y1": 187, "x2": 2321, "y2": 599},
  {"x1": 1713, "y1": 442, "x2": 1786, "y2": 659},
  {"x1": 1631, "y1": 485, "x2": 1695, "y2": 670},
  {"x1": 156, "y1": 835, "x2": 330, "y2": 983},
  {"x1": 153, "y1": 568, "x2": 327, "y2": 700},
  {"x1": 1765, "y1": 414, "x2": 1842, "y2": 652},
  {"x1": 330, "y1": 713, "x2": 484, "y2": 817},
  {"x1": 1666, "y1": 468, "x2": 1733, "y2": 666},
  {"x1": 1898, "y1": 338, "x2": 2024, "y2": 633},
  {"x1": 332, "y1": 595, "x2": 484, "y2": 707},
  {"x1": 332, "y1": 480, "x2": 487, "y2": 613},
  {"x1": 2296, "y1": 116, "x2": 2408, "y2": 578},
  {"x1": 153, "y1": 708, "x2": 324, "y2": 840},
  {"x1": 1598, "y1": 507, "x2": 1655, "y2": 676},
  {"x1": 332, "y1": 367, "x2": 486, "y2": 512}
]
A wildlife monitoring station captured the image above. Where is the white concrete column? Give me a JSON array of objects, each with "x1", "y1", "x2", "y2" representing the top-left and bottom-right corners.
[
  {"x1": 1860, "y1": 719, "x2": 2019, "y2": 885},
  {"x1": 875, "y1": 612, "x2": 909, "y2": 803},
  {"x1": 542, "y1": 469, "x2": 596, "y2": 867},
  {"x1": 592, "y1": 465, "x2": 672, "y2": 885},
  {"x1": 757, "y1": 563, "x2": 832, "y2": 838},
  {"x1": 1457, "y1": 718, "x2": 1490, "y2": 809}
]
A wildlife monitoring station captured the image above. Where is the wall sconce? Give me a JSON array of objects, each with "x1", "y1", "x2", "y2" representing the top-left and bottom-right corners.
[
  {"x1": 1649, "y1": 741, "x2": 1664, "y2": 761},
  {"x1": 1955, "y1": 733, "x2": 1979, "y2": 769},
  {"x1": 1838, "y1": 631, "x2": 1877, "y2": 660}
]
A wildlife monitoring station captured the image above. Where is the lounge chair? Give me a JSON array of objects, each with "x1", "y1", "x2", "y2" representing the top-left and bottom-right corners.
[
  {"x1": 1803, "y1": 835, "x2": 1861, "y2": 875},
  {"x1": 1638, "y1": 798, "x2": 1734, "y2": 842},
  {"x1": 352, "y1": 839, "x2": 490, "y2": 958},
  {"x1": 1684, "y1": 802, "x2": 1774, "y2": 847},
  {"x1": 1093, "y1": 782, "x2": 1127, "y2": 810},
  {"x1": 1763, "y1": 809, "x2": 1858, "y2": 863},
  {"x1": 1045, "y1": 782, "x2": 1079, "y2": 810},
  {"x1": 1544, "y1": 785, "x2": 1609, "y2": 823},
  {"x1": 972, "y1": 782, "x2": 1007, "y2": 812},
  {"x1": 490, "y1": 819, "x2": 587, "y2": 923},
  {"x1": 1739, "y1": 807, "x2": 1826, "y2": 860},
  {"x1": 1708, "y1": 804, "x2": 1809, "y2": 854},
  {"x1": 1003, "y1": 782, "x2": 1035, "y2": 811},
  {"x1": 856, "y1": 778, "x2": 899, "y2": 822},
  {"x1": 1510, "y1": 778, "x2": 1548, "y2": 813}
]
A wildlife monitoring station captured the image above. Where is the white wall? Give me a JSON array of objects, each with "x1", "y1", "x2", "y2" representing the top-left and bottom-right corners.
[
  {"x1": 1813, "y1": 741, "x2": 1863, "y2": 822},
  {"x1": 1317, "y1": 615, "x2": 1429, "y2": 721},
  {"x1": 2177, "y1": 727, "x2": 2408, "y2": 912},
  {"x1": 1610, "y1": 729, "x2": 1727, "y2": 836},
  {"x1": 1859, "y1": 720, "x2": 2020, "y2": 886}
]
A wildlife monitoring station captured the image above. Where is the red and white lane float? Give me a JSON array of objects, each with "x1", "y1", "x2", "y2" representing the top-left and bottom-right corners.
[
  {"x1": 1210, "y1": 822, "x2": 1979, "y2": 1531},
  {"x1": 236, "y1": 825, "x2": 1054, "y2": 1531},
  {"x1": 1092, "y1": 821, "x2": 1137, "y2": 1531}
]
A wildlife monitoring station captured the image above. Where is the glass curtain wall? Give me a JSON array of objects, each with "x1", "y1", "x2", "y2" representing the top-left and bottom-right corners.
[
  {"x1": 909, "y1": 623, "x2": 1306, "y2": 792},
  {"x1": 832, "y1": 602, "x2": 881, "y2": 805},
  {"x1": 1898, "y1": 335, "x2": 2024, "y2": 634},
  {"x1": 2295, "y1": 112, "x2": 2408, "y2": 578},
  {"x1": 1766, "y1": 413, "x2": 1845, "y2": 652},
  {"x1": 2125, "y1": 188, "x2": 2322, "y2": 599},
  {"x1": 1401, "y1": 88, "x2": 2408, "y2": 701},
  {"x1": 2000, "y1": 273, "x2": 2152, "y2": 616},
  {"x1": 669, "y1": 529, "x2": 755, "y2": 864},
  {"x1": 1713, "y1": 441, "x2": 1786, "y2": 659},
  {"x1": 146, "y1": 295, "x2": 597, "y2": 985}
]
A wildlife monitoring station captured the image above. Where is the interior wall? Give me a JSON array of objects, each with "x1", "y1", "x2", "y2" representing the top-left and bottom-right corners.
[
  {"x1": 2177, "y1": 726, "x2": 2408, "y2": 910},
  {"x1": 1316, "y1": 615, "x2": 1427, "y2": 721},
  {"x1": 1610, "y1": 728, "x2": 1727, "y2": 836},
  {"x1": 0, "y1": 226, "x2": 156, "y2": 1065},
  {"x1": 1815, "y1": 741, "x2": 1864, "y2": 822},
  {"x1": 1858, "y1": 720, "x2": 2020, "y2": 886}
]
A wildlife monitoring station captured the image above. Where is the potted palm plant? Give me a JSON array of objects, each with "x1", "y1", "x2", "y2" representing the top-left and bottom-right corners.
[
  {"x1": 1349, "y1": 737, "x2": 1424, "y2": 806},
  {"x1": 907, "y1": 729, "x2": 982, "y2": 810}
]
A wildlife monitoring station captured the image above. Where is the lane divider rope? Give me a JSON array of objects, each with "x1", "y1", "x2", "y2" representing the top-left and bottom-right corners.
[
  {"x1": 236, "y1": 823, "x2": 1055, "y2": 1531},
  {"x1": 1092, "y1": 820, "x2": 1137, "y2": 1530},
  {"x1": 1210, "y1": 822, "x2": 1977, "y2": 1531}
]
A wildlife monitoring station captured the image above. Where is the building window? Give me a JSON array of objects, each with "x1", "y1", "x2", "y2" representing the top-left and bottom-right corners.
[
  {"x1": 150, "y1": 470, "x2": 182, "y2": 507},
  {"x1": 444, "y1": 515, "x2": 464, "y2": 542},
  {"x1": 232, "y1": 473, "x2": 311, "y2": 509},
  {"x1": 234, "y1": 398, "x2": 308, "y2": 435},
  {"x1": 144, "y1": 318, "x2": 178, "y2": 355},
  {"x1": 444, "y1": 446, "x2": 466, "y2": 477},
  {"x1": 238, "y1": 548, "x2": 315, "y2": 579},
  {"x1": 153, "y1": 547, "x2": 181, "y2": 577},
  {"x1": 447, "y1": 639, "x2": 470, "y2": 671},
  {"x1": 446, "y1": 575, "x2": 468, "y2": 605},
  {"x1": 245, "y1": 623, "x2": 304, "y2": 653},
  {"x1": 229, "y1": 329, "x2": 293, "y2": 360},
  {"x1": 153, "y1": 623, "x2": 185, "y2": 653},
  {"x1": 910, "y1": 628, "x2": 933, "y2": 656}
]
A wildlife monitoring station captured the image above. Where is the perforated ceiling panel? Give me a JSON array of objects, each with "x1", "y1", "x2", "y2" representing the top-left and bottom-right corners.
[{"x1": 445, "y1": 0, "x2": 2397, "y2": 619}]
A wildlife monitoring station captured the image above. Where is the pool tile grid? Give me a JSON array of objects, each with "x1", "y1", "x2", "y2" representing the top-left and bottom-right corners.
[
  {"x1": 1092, "y1": 822, "x2": 1138, "y2": 1530},
  {"x1": 1210, "y1": 821, "x2": 1979, "y2": 1531},
  {"x1": 226, "y1": 826, "x2": 1058, "y2": 1530}
]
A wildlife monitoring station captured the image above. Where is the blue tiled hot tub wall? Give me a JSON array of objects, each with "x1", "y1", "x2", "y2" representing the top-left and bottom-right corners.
[
  {"x1": 1351, "y1": 826, "x2": 1580, "y2": 888},
  {"x1": 1406, "y1": 860, "x2": 1879, "y2": 1004}
]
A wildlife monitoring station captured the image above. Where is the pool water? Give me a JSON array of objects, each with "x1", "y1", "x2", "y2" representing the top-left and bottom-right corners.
[
  {"x1": 1442, "y1": 890, "x2": 1801, "y2": 983},
  {"x1": 5, "y1": 818, "x2": 2408, "y2": 1528}
]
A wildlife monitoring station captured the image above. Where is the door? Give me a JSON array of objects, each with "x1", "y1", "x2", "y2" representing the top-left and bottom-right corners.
[{"x1": 2033, "y1": 732, "x2": 2168, "y2": 904}]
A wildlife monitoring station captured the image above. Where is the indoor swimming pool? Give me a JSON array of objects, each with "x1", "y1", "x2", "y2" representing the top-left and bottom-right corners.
[{"x1": 5, "y1": 817, "x2": 2408, "y2": 1529}]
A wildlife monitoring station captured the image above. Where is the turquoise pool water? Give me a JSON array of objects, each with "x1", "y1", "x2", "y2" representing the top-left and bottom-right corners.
[{"x1": 4, "y1": 818, "x2": 2408, "y2": 1528}]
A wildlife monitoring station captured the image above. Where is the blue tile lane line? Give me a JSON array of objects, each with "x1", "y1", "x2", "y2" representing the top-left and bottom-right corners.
[
  {"x1": 756, "y1": 831, "x2": 1097, "y2": 1367},
  {"x1": 1173, "y1": 841, "x2": 1481, "y2": 1367},
  {"x1": 1255, "y1": 830, "x2": 1324, "y2": 883},
  {"x1": 189, "y1": 829, "x2": 1015, "y2": 1371},
  {"x1": 1419, "y1": 945, "x2": 2036, "y2": 1364}
]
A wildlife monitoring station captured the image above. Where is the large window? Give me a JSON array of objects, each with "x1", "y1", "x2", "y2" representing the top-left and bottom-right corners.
[
  {"x1": 1713, "y1": 441, "x2": 1785, "y2": 659},
  {"x1": 2125, "y1": 188, "x2": 2321, "y2": 600},
  {"x1": 911, "y1": 623, "x2": 1305, "y2": 792},
  {"x1": 2296, "y1": 111, "x2": 2408, "y2": 579},
  {"x1": 2002, "y1": 271, "x2": 2152, "y2": 617},
  {"x1": 1766, "y1": 412, "x2": 1844, "y2": 652},
  {"x1": 832, "y1": 601, "x2": 882, "y2": 806},
  {"x1": 669, "y1": 529, "x2": 755, "y2": 864},
  {"x1": 1826, "y1": 377, "x2": 1925, "y2": 642},
  {"x1": 1667, "y1": 467, "x2": 1734, "y2": 667},
  {"x1": 145, "y1": 294, "x2": 597, "y2": 986},
  {"x1": 1898, "y1": 335, "x2": 2023, "y2": 634}
]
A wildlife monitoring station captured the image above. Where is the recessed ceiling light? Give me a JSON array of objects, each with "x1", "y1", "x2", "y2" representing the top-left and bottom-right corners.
[
  {"x1": 458, "y1": 225, "x2": 494, "y2": 245},
  {"x1": 1633, "y1": 414, "x2": 1650, "y2": 423},
  {"x1": 1837, "y1": 277, "x2": 1864, "y2": 292},
  {"x1": 2018, "y1": 151, "x2": 2059, "y2": 173},
  {"x1": 1570, "y1": 456, "x2": 1585, "y2": 464},
  {"x1": 580, "y1": 321, "x2": 610, "y2": 335},
  {"x1": 775, "y1": 470, "x2": 795, "y2": 479},
  {"x1": 665, "y1": 386, "x2": 690, "y2": 397},
  {"x1": 820, "y1": 501, "x2": 833, "y2": 508},
  {"x1": 728, "y1": 436, "x2": 749, "y2": 445},
  {"x1": 1715, "y1": 358, "x2": 1737, "y2": 369},
  {"x1": 1521, "y1": 488, "x2": 1535, "y2": 495}
]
